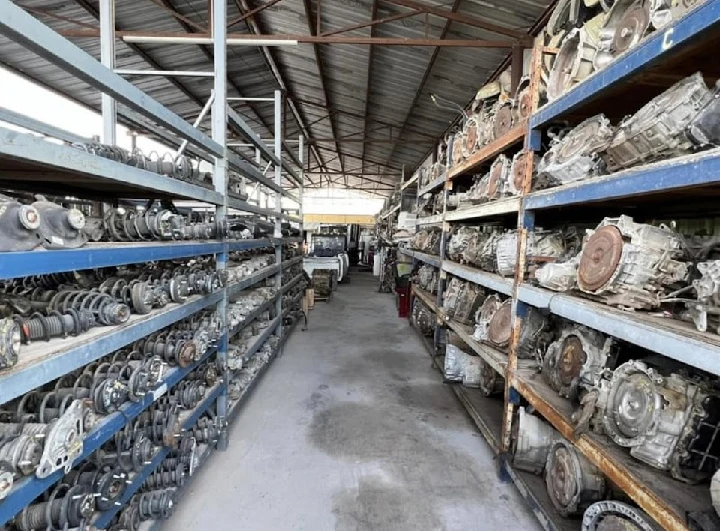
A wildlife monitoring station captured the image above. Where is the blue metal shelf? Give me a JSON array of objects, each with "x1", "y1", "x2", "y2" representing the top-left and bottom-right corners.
[
  {"x1": 227, "y1": 239, "x2": 273, "y2": 252},
  {"x1": 518, "y1": 284, "x2": 720, "y2": 377},
  {"x1": 0, "y1": 343, "x2": 219, "y2": 526},
  {"x1": 227, "y1": 263, "x2": 281, "y2": 297},
  {"x1": 234, "y1": 315, "x2": 281, "y2": 365},
  {"x1": 418, "y1": 174, "x2": 446, "y2": 196},
  {"x1": 93, "y1": 382, "x2": 224, "y2": 529},
  {"x1": 0, "y1": 127, "x2": 223, "y2": 204},
  {"x1": 445, "y1": 197, "x2": 521, "y2": 222},
  {"x1": 0, "y1": 292, "x2": 223, "y2": 406},
  {"x1": 282, "y1": 255, "x2": 303, "y2": 269},
  {"x1": 442, "y1": 260, "x2": 513, "y2": 296},
  {"x1": 399, "y1": 248, "x2": 442, "y2": 268},
  {"x1": 531, "y1": 0, "x2": 720, "y2": 128},
  {"x1": 524, "y1": 149, "x2": 720, "y2": 210}
]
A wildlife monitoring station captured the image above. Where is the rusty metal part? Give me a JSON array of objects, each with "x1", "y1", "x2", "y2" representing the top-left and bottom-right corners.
[
  {"x1": 493, "y1": 101, "x2": 514, "y2": 140},
  {"x1": 462, "y1": 115, "x2": 480, "y2": 158},
  {"x1": 487, "y1": 299, "x2": 513, "y2": 348},
  {"x1": 578, "y1": 225, "x2": 624, "y2": 292},
  {"x1": 582, "y1": 500, "x2": 659, "y2": 530},
  {"x1": 452, "y1": 132, "x2": 465, "y2": 166},
  {"x1": 546, "y1": 439, "x2": 606, "y2": 516}
]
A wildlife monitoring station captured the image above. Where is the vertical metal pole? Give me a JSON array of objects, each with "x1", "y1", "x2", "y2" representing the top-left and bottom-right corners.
[
  {"x1": 99, "y1": 0, "x2": 116, "y2": 145},
  {"x1": 274, "y1": 90, "x2": 284, "y2": 340},
  {"x1": 299, "y1": 135, "x2": 304, "y2": 239},
  {"x1": 211, "y1": 0, "x2": 229, "y2": 451}
]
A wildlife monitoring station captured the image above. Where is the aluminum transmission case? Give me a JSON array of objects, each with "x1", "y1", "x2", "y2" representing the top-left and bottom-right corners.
[
  {"x1": 442, "y1": 277, "x2": 464, "y2": 319},
  {"x1": 516, "y1": 307, "x2": 552, "y2": 360},
  {"x1": 473, "y1": 294, "x2": 503, "y2": 342},
  {"x1": 454, "y1": 282, "x2": 486, "y2": 326},
  {"x1": 496, "y1": 230, "x2": 568, "y2": 278},
  {"x1": 487, "y1": 299, "x2": 513, "y2": 349},
  {"x1": 542, "y1": 325, "x2": 615, "y2": 398},
  {"x1": 545, "y1": 439, "x2": 606, "y2": 516},
  {"x1": 576, "y1": 215, "x2": 689, "y2": 309},
  {"x1": 537, "y1": 115, "x2": 615, "y2": 187},
  {"x1": 535, "y1": 259, "x2": 579, "y2": 292},
  {"x1": 416, "y1": 264, "x2": 439, "y2": 294},
  {"x1": 603, "y1": 73, "x2": 714, "y2": 172},
  {"x1": 601, "y1": 360, "x2": 720, "y2": 482},
  {"x1": 446, "y1": 226, "x2": 477, "y2": 263},
  {"x1": 512, "y1": 407, "x2": 559, "y2": 474},
  {"x1": 686, "y1": 260, "x2": 720, "y2": 333},
  {"x1": 548, "y1": 28, "x2": 600, "y2": 100},
  {"x1": 411, "y1": 299, "x2": 435, "y2": 337}
]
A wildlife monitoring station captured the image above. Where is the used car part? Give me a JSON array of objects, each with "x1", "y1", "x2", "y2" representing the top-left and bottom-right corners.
[
  {"x1": 649, "y1": 0, "x2": 705, "y2": 28},
  {"x1": 32, "y1": 196, "x2": 88, "y2": 250},
  {"x1": 537, "y1": 115, "x2": 615, "y2": 187},
  {"x1": 686, "y1": 259, "x2": 720, "y2": 333},
  {"x1": 581, "y1": 500, "x2": 659, "y2": 530},
  {"x1": 535, "y1": 258, "x2": 579, "y2": 292},
  {"x1": 34, "y1": 399, "x2": 85, "y2": 478},
  {"x1": 487, "y1": 299, "x2": 513, "y2": 349},
  {"x1": 488, "y1": 154, "x2": 511, "y2": 200},
  {"x1": 548, "y1": 28, "x2": 599, "y2": 100},
  {"x1": 543, "y1": 325, "x2": 615, "y2": 398},
  {"x1": 15, "y1": 483, "x2": 95, "y2": 531},
  {"x1": 508, "y1": 151, "x2": 538, "y2": 196},
  {"x1": 512, "y1": 407, "x2": 559, "y2": 474},
  {"x1": 0, "y1": 318, "x2": 21, "y2": 370},
  {"x1": 493, "y1": 100, "x2": 515, "y2": 140},
  {"x1": 602, "y1": 360, "x2": 720, "y2": 482},
  {"x1": 596, "y1": 0, "x2": 651, "y2": 67},
  {"x1": 546, "y1": 439, "x2": 606, "y2": 516},
  {"x1": 462, "y1": 114, "x2": 481, "y2": 158},
  {"x1": 454, "y1": 282, "x2": 486, "y2": 326},
  {"x1": 0, "y1": 194, "x2": 41, "y2": 252},
  {"x1": 576, "y1": 216, "x2": 689, "y2": 309},
  {"x1": 604, "y1": 72, "x2": 714, "y2": 171},
  {"x1": 516, "y1": 307, "x2": 551, "y2": 360},
  {"x1": 473, "y1": 294, "x2": 503, "y2": 342}
]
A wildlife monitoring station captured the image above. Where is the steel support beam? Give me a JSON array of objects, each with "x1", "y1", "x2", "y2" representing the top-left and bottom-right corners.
[
  {"x1": 360, "y1": 0, "x2": 378, "y2": 184},
  {"x1": 321, "y1": 8, "x2": 421, "y2": 37},
  {"x1": 227, "y1": 0, "x2": 283, "y2": 28},
  {"x1": 99, "y1": 0, "x2": 116, "y2": 144}
]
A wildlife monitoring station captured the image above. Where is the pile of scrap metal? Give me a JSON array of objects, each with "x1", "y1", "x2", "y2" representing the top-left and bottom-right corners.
[
  {"x1": 544, "y1": 0, "x2": 710, "y2": 100},
  {"x1": 535, "y1": 73, "x2": 720, "y2": 191}
]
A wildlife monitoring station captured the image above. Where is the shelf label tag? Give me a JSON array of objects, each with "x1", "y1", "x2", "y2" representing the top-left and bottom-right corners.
[
  {"x1": 153, "y1": 383, "x2": 168, "y2": 401},
  {"x1": 662, "y1": 27, "x2": 674, "y2": 50}
]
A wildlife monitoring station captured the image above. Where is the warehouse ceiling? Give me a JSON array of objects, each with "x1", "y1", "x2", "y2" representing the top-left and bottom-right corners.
[{"x1": 1, "y1": 0, "x2": 552, "y2": 196}]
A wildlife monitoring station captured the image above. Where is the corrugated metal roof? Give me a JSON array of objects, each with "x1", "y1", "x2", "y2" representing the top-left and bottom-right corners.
[{"x1": 0, "y1": 0, "x2": 552, "y2": 195}]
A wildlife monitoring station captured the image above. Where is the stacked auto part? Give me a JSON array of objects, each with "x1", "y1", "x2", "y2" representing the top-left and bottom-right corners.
[
  {"x1": 414, "y1": 264, "x2": 439, "y2": 294},
  {"x1": 411, "y1": 299, "x2": 435, "y2": 337},
  {"x1": 410, "y1": 228, "x2": 442, "y2": 256}
]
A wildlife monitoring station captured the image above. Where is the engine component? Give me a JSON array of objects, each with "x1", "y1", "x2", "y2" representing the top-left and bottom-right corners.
[
  {"x1": 604, "y1": 73, "x2": 714, "y2": 171},
  {"x1": 487, "y1": 299, "x2": 513, "y2": 349},
  {"x1": 493, "y1": 100, "x2": 515, "y2": 140},
  {"x1": 0, "y1": 460, "x2": 13, "y2": 500},
  {"x1": 146, "y1": 463, "x2": 186, "y2": 489},
  {"x1": 686, "y1": 260, "x2": 720, "y2": 333},
  {"x1": 454, "y1": 282, "x2": 485, "y2": 326},
  {"x1": 596, "y1": 0, "x2": 651, "y2": 67},
  {"x1": 0, "y1": 318, "x2": 21, "y2": 370},
  {"x1": 442, "y1": 277, "x2": 463, "y2": 318},
  {"x1": 0, "y1": 194, "x2": 41, "y2": 252},
  {"x1": 487, "y1": 154, "x2": 510, "y2": 200},
  {"x1": 49, "y1": 290, "x2": 131, "y2": 325},
  {"x1": 508, "y1": 151, "x2": 537, "y2": 196},
  {"x1": 0, "y1": 434, "x2": 42, "y2": 476},
  {"x1": 462, "y1": 114, "x2": 481, "y2": 158},
  {"x1": 535, "y1": 259, "x2": 579, "y2": 292},
  {"x1": 495, "y1": 232, "x2": 518, "y2": 277},
  {"x1": 582, "y1": 500, "x2": 659, "y2": 530},
  {"x1": 602, "y1": 360, "x2": 720, "y2": 482},
  {"x1": 477, "y1": 357, "x2": 504, "y2": 397},
  {"x1": 411, "y1": 299, "x2": 435, "y2": 337},
  {"x1": 32, "y1": 197, "x2": 88, "y2": 250},
  {"x1": 687, "y1": 80, "x2": 720, "y2": 147},
  {"x1": 35, "y1": 399, "x2": 85, "y2": 478},
  {"x1": 543, "y1": 325, "x2": 614, "y2": 398},
  {"x1": 650, "y1": 0, "x2": 705, "y2": 28},
  {"x1": 512, "y1": 407, "x2": 558, "y2": 474},
  {"x1": 452, "y1": 132, "x2": 465, "y2": 166},
  {"x1": 516, "y1": 307, "x2": 550, "y2": 360},
  {"x1": 415, "y1": 264, "x2": 439, "y2": 293},
  {"x1": 512, "y1": 77, "x2": 533, "y2": 122},
  {"x1": 577, "y1": 216, "x2": 689, "y2": 308},
  {"x1": 137, "y1": 489, "x2": 175, "y2": 520},
  {"x1": 15, "y1": 483, "x2": 95, "y2": 531},
  {"x1": 537, "y1": 115, "x2": 615, "y2": 186},
  {"x1": 473, "y1": 294, "x2": 503, "y2": 342},
  {"x1": 548, "y1": 28, "x2": 599, "y2": 100},
  {"x1": 68, "y1": 462, "x2": 129, "y2": 511},
  {"x1": 14, "y1": 310, "x2": 95, "y2": 343},
  {"x1": 546, "y1": 439, "x2": 606, "y2": 516}
]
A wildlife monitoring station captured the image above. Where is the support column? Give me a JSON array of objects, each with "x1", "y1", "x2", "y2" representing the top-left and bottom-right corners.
[
  {"x1": 211, "y1": 0, "x2": 230, "y2": 451},
  {"x1": 274, "y1": 90, "x2": 284, "y2": 339},
  {"x1": 99, "y1": 0, "x2": 116, "y2": 145}
]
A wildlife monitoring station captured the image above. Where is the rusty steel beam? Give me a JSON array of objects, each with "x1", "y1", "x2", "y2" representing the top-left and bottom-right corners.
[
  {"x1": 226, "y1": 0, "x2": 284, "y2": 29},
  {"x1": 321, "y1": 9, "x2": 421, "y2": 37},
  {"x1": 301, "y1": 0, "x2": 345, "y2": 185},
  {"x1": 381, "y1": 0, "x2": 531, "y2": 42},
  {"x1": 379, "y1": 0, "x2": 462, "y2": 190},
  {"x1": 59, "y1": 28, "x2": 517, "y2": 46},
  {"x1": 292, "y1": 96, "x2": 435, "y2": 139},
  {"x1": 22, "y1": 6, "x2": 99, "y2": 30},
  {"x1": 360, "y1": 0, "x2": 378, "y2": 181},
  {"x1": 309, "y1": 137, "x2": 430, "y2": 144}
]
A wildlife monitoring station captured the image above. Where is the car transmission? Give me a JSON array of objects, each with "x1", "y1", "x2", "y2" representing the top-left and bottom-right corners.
[
  {"x1": 603, "y1": 73, "x2": 715, "y2": 172},
  {"x1": 543, "y1": 325, "x2": 615, "y2": 399},
  {"x1": 576, "y1": 216, "x2": 690, "y2": 309},
  {"x1": 454, "y1": 282, "x2": 486, "y2": 326},
  {"x1": 473, "y1": 294, "x2": 503, "y2": 342},
  {"x1": 496, "y1": 229, "x2": 568, "y2": 278},
  {"x1": 415, "y1": 264, "x2": 439, "y2": 294},
  {"x1": 548, "y1": 28, "x2": 600, "y2": 100},
  {"x1": 582, "y1": 500, "x2": 659, "y2": 531},
  {"x1": 516, "y1": 307, "x2": 552, "y2": 360},
  {"x1": 411, "y1": 299, "x2": 435, "y2": 337},
  {"x1": 595, "y1": 0, "x2": 652, "y2": 69},
  {"x1": 685, "y1": 260, "x2": 720, "y2": 333},
  {"x1": 545, "y1": 439, "x2": 606, "y2": 516},
  {"x1": 537, "y1": 115, "x2": 615, "y2": 187},
  {"x1": 487, "y1": 299, "x2": 513, "y2": 349},
  {"x1": 600, "y1": 360, "x2": 720, "y2": 482},
  {"x1": 512, "y1": 407, "x2": 559, "y2": 474},
  {"x1": 476, "y1": 357, "x2": 504, "y2": 397},
  {"x1": 535, "y1": 259, "x2": 580, "y2": 292}
]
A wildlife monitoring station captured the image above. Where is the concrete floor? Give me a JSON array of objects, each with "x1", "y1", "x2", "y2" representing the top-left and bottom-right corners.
[{"x1": 167, "y1": 273, "x2": 540, "y2": 531}]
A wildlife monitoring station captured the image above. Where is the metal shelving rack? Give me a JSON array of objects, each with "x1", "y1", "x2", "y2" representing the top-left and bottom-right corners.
[
  {"x1": 0, "y1": 0, "x2": 305, "y2": 526},
  {"x1": 400, "y1": 4, "x2": 720, "y2": 529}
]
